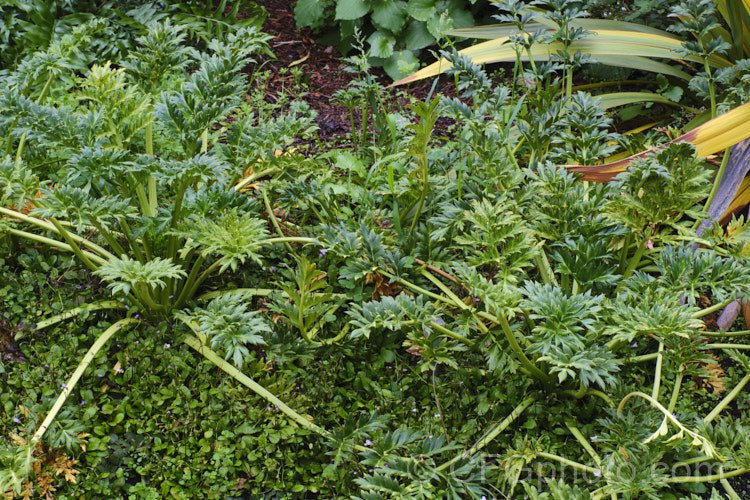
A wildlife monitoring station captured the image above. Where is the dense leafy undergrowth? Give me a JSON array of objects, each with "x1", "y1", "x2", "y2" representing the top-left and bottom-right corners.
[{"x1": 3, "y1": 0, "x2": 750, "y2": 498}]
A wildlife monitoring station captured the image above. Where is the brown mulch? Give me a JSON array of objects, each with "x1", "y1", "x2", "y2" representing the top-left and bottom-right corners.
[
  {"x1": 259, "y1": 0, "x2": 356, "y2": 141},
  {"x1": 254, "y1": 0, "x2": 459, "y2": 144}
]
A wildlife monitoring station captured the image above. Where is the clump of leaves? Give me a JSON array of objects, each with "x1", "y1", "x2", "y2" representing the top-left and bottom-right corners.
[
  {"x1": 608, "y1": 142, "x2": 711, "y2": 242},
  {"x1": 176, "y1": 294, "x2": 271, "y2": 369},
  {"x1": 268, "y1": 255, "x2": 336, "y2": 343},
  {"x1": 347, "y1": 293, "x2": 438, "y2": 340},
  {"x1": 549, "y1": 92, "x2": 619, "y2": 166},
  {"x1": 354, "y1": 431, "x2": 486, "y2": 499},
  {"x1": 522, "y1": 282, "x2": 620, "y2": 388},
  {"x1": 93, "y1": 256, "x2": 186, "y2": 299},
  {"x1": 432, "y1": 195, "x2": 538, "y2": 283},
  {"x1": 656, "y1": 245, "x2": 750, "y2": 306}
]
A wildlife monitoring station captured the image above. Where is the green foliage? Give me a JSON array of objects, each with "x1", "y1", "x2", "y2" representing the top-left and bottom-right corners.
[
  {"x1": 4, "y1": 17, "x2": 109, "y2": 95},
  {"x1": 608, "y1": 142, "x2": 711, "y2": 240},
  {"x1": 522, "y1": 283, "x2": 620, "y2": 388},
  {"x1": 121, "y1": 19, "x2": 196, "y2": 95},
  {"x1": 177, "y1": 294, "x2": 271, "y2": 368},
  {"x1": 78, "y1": 61, "x2": 151, "y2": 147},
  {"x1": 452, "y1": 196, "x2": 538, "y2": 277},
  {"x1": 268, "y1": 255, "x2": 336, "y2": 342},
  {"x1": 607, "y1": 275, "x2": 704, "y2": 344},
  {"x1": 548, "y1": 92, "x2": 618, "y2": 165},
  {"x1": 582, "y1": 0, "x2": 674, "y2": 30},
  {"x1": 347, "y1": 293, "x2": 438, "y2": 340},
  {"x1": 655, "y1": 245, "x2": 750, "y2": 305},
  {"x1": 0, "y1": 0, "x2": 264, "y2": 73},
  {"x1": 0, "y1": 285, "x2": 332, "y2": 496},
  {"x1": 93, "y1": 256, "x2": 186, "y2": 298},
  {"x1": 154, "y1": 29, "x2": 261, "y2": 156},
  {"x1": 294, "y1": 0, "x2": 487, "y2": 80},
  {"x1": 439, "y1": 54, "x2": 523, "y2": 190},
  {"x1": 224, "y1": 99, "x2": 319, "y2": 166},
  {"x1": 0, "y1": 156, "x2": 40, "y2": 208},
  {"x1": 0, "y1": 19, "x2": 288, "y2": 318},
  {"x1": 172, "y1": 209, "x2": 270, "y2": 273},
  {"x1": 669, "y1": 0, "x2": 730, "y2": 60},
  {"x1": 522, "y1": 478, "x2": 592, "y2": 500},
  {"x1": 31, "y1": 186, "x2": 136, "y2": 231},
  {"x1": 163, "y1": 0, "x2": 266, "y2": 45},
  {"x1": 0, "y1": 11, "x2": 327, "y2": 497},
  {"x1": 1, "y1": 1, "x2": 123, "y2": 70},
  {"x1": 354, "y1": 434, "x2": 485, "y2": 499}
]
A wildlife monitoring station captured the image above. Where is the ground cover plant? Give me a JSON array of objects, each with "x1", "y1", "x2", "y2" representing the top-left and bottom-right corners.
[{"x1": 2, "y1": 0, "x2": 750, "y2": 498}]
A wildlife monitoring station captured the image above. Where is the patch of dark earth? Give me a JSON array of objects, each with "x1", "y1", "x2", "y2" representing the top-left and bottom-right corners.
[{"x1": 252, "y1": 0, "x2": 464, "y2": 149}]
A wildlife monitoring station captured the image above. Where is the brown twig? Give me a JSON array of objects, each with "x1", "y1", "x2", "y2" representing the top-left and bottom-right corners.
[{"x1": 414, "y1": 258, "x2": 471, "y2": 292}]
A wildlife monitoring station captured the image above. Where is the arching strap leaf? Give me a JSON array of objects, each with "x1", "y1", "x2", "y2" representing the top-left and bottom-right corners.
[
  {"x1": 710, "y1": 140, "x2": 750, "y2": 228},
  {"x1": 719, "y1": 175, "x2": 750, "y2": 225},
  {"x1": 393, "y1": 27, "x2": 730, "y2": 86},
  {"x1": 563, "y1": 101, "x2": 750, "y2": 182}
]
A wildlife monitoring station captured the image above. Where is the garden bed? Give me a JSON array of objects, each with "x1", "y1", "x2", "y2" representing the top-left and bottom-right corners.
[{"x1": 2, "y1": 0, "x2": 750, "y2": 499}]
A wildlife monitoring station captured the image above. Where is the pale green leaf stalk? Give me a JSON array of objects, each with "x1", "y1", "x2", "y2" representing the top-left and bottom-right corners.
[
  {"x1": 181, "y1": 333, "x2": 330, "y2": 438},
  {"x1": 31, "y1": 319, "x2": 141, "y2": 448}
]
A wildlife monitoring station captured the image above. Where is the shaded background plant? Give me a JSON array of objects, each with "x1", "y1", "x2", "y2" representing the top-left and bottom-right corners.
[{"x1": 294, "y1": 0, "x2": 492, "y2": 80}]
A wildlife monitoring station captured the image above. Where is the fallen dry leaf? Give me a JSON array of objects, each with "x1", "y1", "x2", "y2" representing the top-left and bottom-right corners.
[
  {"x1": 692, "y1": 355, "x2": 726, "y2": 395},
  {"x1": 366, "y1": 272, "x2": 402, "y2": 300}
]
